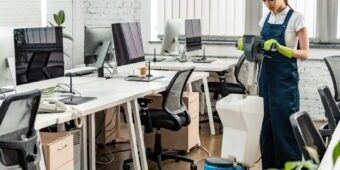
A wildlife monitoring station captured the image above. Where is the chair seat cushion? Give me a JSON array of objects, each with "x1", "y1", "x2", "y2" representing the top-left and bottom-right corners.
[
  {"x1": 148, "y1": 109, "x2": 188, "y2": 131},
  {"x1": 201, "y1": 82, "x2": 245, "y2": 95}
]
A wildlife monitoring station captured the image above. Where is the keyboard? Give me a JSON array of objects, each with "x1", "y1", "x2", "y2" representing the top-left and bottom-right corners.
[
  {"x1": 65, "y1": 67, "x2": 97, "y2": 76},
  {"x1": 125, "y1": 76, "x2": 164, "y2": 82}
]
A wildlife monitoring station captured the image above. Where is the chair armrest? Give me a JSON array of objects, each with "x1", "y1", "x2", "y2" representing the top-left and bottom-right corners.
[{"x1": 137, "y1": 98, "x2": 154, "y2": 133}]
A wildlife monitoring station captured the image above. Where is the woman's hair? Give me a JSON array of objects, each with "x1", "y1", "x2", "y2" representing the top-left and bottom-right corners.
[{"x1": 284, "y1": 0, "x2": 291, "y2": 8}]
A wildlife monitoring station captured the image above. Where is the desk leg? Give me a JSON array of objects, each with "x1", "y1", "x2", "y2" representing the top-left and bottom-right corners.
[
  {"x1": 200, "y1": 92, "x2": 205, "y2": 115},
  {"x1": 82, "y1": 117, "x2": 88, "y2": 170},
  {"x1": 36, "y1": 131, "x2": 46, "y2": 170},
  {"x1": 203, "y1": 77, "x2": 216, "y2": 135},
  {"x1": 88, "y1": 114, "x2": 96, "y2": 170},
  {"x1": 126, "y1": 102, "x2": 142, "y2": 170},
  {"x1": 132, "y1": 99, "x2": 148, "y2": 170}
]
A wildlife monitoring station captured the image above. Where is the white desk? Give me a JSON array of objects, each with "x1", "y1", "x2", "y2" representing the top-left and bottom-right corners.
[
  {"x1": 319, "y1": 124, "x2": 340, "y2": 170},
  {"x1": 150, "y1": 58, "x2": 236, "y2": 72},
  {"x1": 149, "y1": 58, "x2": 237, "y2": 135},
  {"x1": 5, "y1": 64, "x2": 209, "y2": 170}
]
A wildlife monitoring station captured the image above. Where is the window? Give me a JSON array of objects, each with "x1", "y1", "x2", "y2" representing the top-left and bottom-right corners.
[
  {"x1": 262, "y1": 0, "x2": 317, "y2": 38},
  {"x1": 153, "y1": 0, "x2": 245, "y2": 39}
]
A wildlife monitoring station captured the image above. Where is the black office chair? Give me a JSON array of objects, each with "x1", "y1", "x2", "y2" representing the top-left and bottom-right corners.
[
  {"x1": 318, "y1": 86, "x2": 340, "y2": 142},
  {"x1": 200, "y1": 54, "x2": 247, "y2": 132},
  {"x1": 202, "y1": 54, "x2": 247, "y2": 97},
  {"x1": 290, "y1": 111, "x2": 327, "y2": 162},
  {"x1": 26, "y1": 51, "x2": 51, "y2": 83},
  {"x1": 0, "y1": 90, "x2": 42, "y2": 170},
  {"x1": 324, "y1": 56, "x2": 340, "y2": 106},
  {"x1": 123, "y1": 67, "x2": 196, "y2": 170}
]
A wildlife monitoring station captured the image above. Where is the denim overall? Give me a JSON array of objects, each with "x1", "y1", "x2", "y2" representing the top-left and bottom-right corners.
[{"x1": 259, "y1": 9, "x2": 301, "y2": 168}]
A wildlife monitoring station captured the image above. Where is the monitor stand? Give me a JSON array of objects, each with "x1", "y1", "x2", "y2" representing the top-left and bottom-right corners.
[
  {"x1": 192, "y1": 47, "x2": 215, "y2": 63},
  {"x1": 60, "y1": 74, "x2": 97, "y2": 105},
  {"x1": 152, "y1": 48, "x2": 166, "y2": 62},
  {"x1": 95, "y1": 41, "x2": 112, "y2": 77}
]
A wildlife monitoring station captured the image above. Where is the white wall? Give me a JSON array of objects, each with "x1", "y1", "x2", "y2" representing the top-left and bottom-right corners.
[
  {"x1": 0, "y1": 0, "x2": 41, "y2": 27},
  {"x1": 84, "y1": 0, "x2": 140, "y2": 27}
]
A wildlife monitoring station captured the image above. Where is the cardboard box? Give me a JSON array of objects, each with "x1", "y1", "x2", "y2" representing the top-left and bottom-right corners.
[
  {"x1": 144, "y1": 92, "x2": 200, "y2": 152},
  {"x1": 95, "y1": 106, "x2": 120, "y2": 144},
  {"x1": 40, "y1": 132, "x2": 74, "y2": 170}
]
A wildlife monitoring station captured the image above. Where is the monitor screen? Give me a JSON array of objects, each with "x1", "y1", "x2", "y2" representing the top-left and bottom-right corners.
[
  {"x1": 14, "y1": 27, "x2": 64, "y2": 85},
  {"x1": 160, "y1": 19, "x2": 181, "y2": 55},
  {"x1": 185, "y1": 19, "x2": 202, "y2": 52},
  {"x1": 84, "y1": 26, "x2": 114, "y2": 67},
  {"x1": 112, "y1": 22, "x2": 145, "y2": 66}
]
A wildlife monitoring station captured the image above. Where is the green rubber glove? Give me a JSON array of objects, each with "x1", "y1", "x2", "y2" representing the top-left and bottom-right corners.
[
  {"x1": 263, "y1": 39, "x2": 294, "y2": 58},
  {"x1": 237, "y1": 38, "x2": 243, "y2": 51}
]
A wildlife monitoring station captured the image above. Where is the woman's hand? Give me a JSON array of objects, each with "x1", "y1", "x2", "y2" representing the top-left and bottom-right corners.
[{"x1": 263, "y1": 39, "x2": 294, "y2": 58}]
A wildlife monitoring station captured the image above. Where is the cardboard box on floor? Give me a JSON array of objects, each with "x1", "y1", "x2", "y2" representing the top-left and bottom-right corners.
[
  {"x1": 40, "y1": 132, "x2": 74, "y2": 170},
  {"x1": 144, "y1": 92, "x2": 200, "y2": 152},
  {"x1": 95, "y1": 106, "x2": 120, "y2": 144}
]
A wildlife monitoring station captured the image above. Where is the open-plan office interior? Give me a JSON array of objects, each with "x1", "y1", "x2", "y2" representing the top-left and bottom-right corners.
[{"x1": 0, "y1": 0, "x2": 339, "y2": 170}]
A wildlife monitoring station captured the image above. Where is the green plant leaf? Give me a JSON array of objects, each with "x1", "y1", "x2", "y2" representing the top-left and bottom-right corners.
[
  {"x1": 53, "y1": 14, "x2": 62, "y2": 26},
  {"x1": 58, "y1": 10, "x2": 65, "y2": 25},
  {"x1": 63, "y1": 33, "x2": 73, "y2": 41},
  {"x1": 302, "y1": 160, "x2": 318, "y2": 170},
  {"x1": 284, "y1": 161, "x2": 302, "y2": 170},
  {"x1": 333, "y1": 142, "x2": 340, "y2": 165},
  {"x1": 305, "y1": 146, "x2": 320, "y2": 164}
]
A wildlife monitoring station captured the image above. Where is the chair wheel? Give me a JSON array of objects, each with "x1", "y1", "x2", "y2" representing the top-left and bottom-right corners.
[
  {"x1": 123, "y1": 164, "x2": 130, "y2": 170},
  {"x1": 190, "y1": 164, "x2": 197, "y2": 170}
]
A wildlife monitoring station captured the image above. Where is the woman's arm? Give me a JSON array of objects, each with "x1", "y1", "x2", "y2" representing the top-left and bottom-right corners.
[{"x1": 293, "y1": 28, "x2": 309, "y2": 60}]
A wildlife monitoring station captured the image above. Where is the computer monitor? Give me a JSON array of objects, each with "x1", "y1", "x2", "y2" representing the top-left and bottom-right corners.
[
  {"x1": 84, "y1": 26, "x2": 114, "y2": 68},
  {"x1": 185, "y1": 19, "x2": 202, "y2": 52},
  {"x1": 160, "y1": 19, "x2": 181, "y2": 55},
  {"x1": 0, "y1": 27, "x2": 17, "y2": 93},
  {"x1": 14, "y1": 27, "x2": 64, "y2": 85},
  {"x1": 112, "y1": 22, "x2": 145, "y2": 66}
]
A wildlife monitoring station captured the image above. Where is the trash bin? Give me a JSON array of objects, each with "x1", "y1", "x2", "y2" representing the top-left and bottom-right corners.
[{"x1": 216, "y1": 94, "x2": 264, "y2": 167}]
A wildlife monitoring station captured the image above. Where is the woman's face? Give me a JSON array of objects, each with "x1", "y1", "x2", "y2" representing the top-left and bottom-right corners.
[{"x1": 263, "y1": 0, "x2": 285, "y2": 11}]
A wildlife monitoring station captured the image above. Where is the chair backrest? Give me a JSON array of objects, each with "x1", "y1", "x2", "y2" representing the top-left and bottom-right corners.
[
  {"x1": 27, "y1": 51, "x2": 51, "y2": 82},
  {"x1": 0, "y1": 90, "x2": 41, "y2": 170},
  {"x1": 318, "y1": 86, "x2": 339, "y2": 130},
  {"x1": 234, "y1": 54, "x2": 246, "y2": 91},
  {"x1": 162, "y1": 67, "x2": 195, "y2": 117},
  {"x1": 290, "y1": 111, "x2": 327, "y2": 162},
  {"x1": 324, "y1": 56, "x2": 340, "y2": 102},
  {"x1": 0, "y1": 89, "x2": 41, "y2": 140}
]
